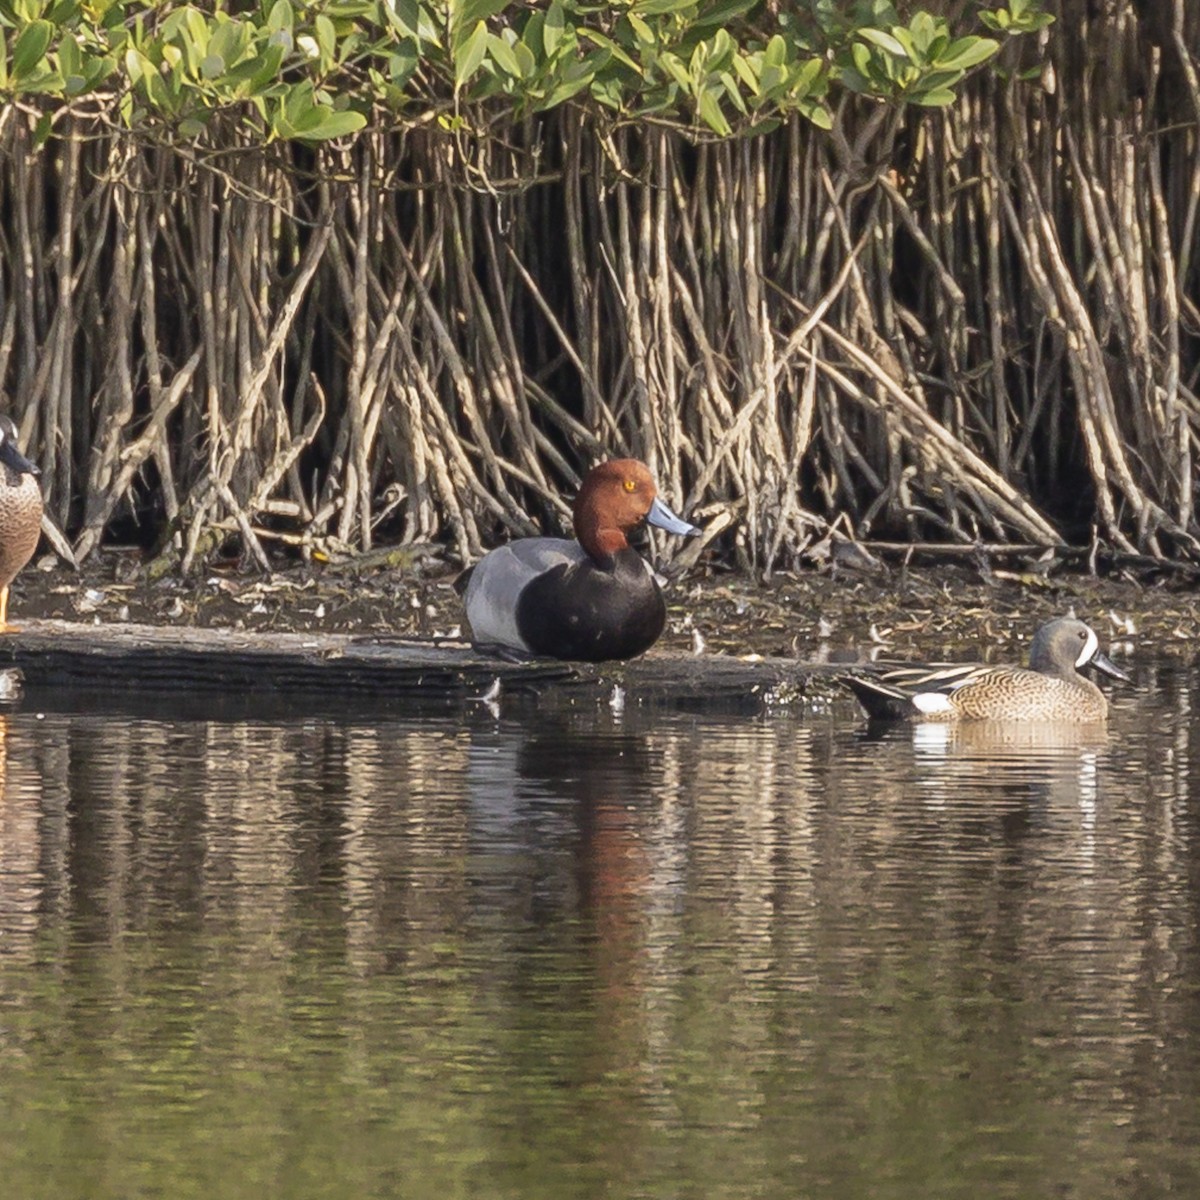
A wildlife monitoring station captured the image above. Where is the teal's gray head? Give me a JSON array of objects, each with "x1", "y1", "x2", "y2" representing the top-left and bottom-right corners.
[{"x1": 1029, "y1": 618, "x2": 1129, "y2": 683}]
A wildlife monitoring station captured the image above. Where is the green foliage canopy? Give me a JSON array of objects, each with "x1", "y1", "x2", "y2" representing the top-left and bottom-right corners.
[{"x1": 0, "y1": 0, "x2": 1051, "y2": 144}]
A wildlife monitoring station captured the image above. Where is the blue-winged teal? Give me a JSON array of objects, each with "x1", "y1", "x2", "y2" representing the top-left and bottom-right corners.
[
  {"x1": 0, "y1": 414, "x2": 42, "y2": 632},
  {"x1": 839, "y1": 618, "x2": 1130, "y2": 722}
]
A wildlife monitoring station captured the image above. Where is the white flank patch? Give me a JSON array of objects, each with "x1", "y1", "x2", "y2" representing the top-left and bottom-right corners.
[
  {"x1": 1076, "y1": 626, "x2": 1098, "y2": 668},
  {"x1": 912, "y1": 692, "x2": 955, "y2": 715}
]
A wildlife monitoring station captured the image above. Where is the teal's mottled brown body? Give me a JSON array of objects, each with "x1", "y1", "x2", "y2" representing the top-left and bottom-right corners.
[
  {"x1": 840, "y1": 618, "x2": 1130, "y2": 723},
  {"x1": 0, "y1": 414, "x2": 42, "y2": 631}
]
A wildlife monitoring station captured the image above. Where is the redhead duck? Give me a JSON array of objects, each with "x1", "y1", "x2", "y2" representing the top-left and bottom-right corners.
[
  {"x1": 460, "y1": 459, "x2": 699, "y2": 662},
  {"x1": 0, "y1": 414, "x2": 42, "y2": 632},
  {"x1": 838, "y1": 618, "x2": 1130, "y2": 722}
]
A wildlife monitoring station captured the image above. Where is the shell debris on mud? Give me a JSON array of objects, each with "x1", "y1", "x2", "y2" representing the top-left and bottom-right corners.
[{"x1": 12, "y1": 546, "x2": 1199, "y2": 670}]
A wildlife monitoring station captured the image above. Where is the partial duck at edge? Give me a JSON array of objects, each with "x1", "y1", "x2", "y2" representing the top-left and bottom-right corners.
[{"x1": 0, "y1": 414, "x2": 42, "y2": 633}]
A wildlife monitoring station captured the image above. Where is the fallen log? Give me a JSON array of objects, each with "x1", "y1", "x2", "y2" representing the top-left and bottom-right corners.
[{"x1": 0, "y1": 619, "x2": 834, "y2": 717}]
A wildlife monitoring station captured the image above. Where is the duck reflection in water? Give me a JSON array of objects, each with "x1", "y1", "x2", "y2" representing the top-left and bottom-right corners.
[
  {"x1": 467, "y1": 715, "x2": 661, "y2": 1064},
  {"x1": 0, "y1": 714, "x2": 44, "y2": 957}
]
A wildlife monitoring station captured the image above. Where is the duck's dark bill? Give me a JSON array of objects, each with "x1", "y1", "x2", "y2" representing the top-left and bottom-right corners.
[
  {"x1": 647, "y1": 496, "x2": 700, "y2": 537},
  {"x1": 0, "y1": 437, "x2": 39, "y2": 478},
  {"x1": 1090, "y1": 650, "x2": 1131, "y2": 683}
]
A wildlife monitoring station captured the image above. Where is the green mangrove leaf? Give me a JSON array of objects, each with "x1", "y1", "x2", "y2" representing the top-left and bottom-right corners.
[
  {"x1": 267, "y1": 0, "x2": 293, "y2": 33},
  {"x1": 386, "y1": 0, "x2": 440, "y2": 45},
  {"x1": 12, "y1": 19, "x2": 54, "y2": 81},
  {"x1": 708, "y1": 27, "x2": 733, "y2": 71},
  {"x1": 659, "y1": 51, "x2": 691, "y2": 92},
  {"x1": 512, "y1": 37, "x2": 534, "y2": 76},
  {"x1": 889, "y1": 25, "x2": 918, "y2": 60},
  {"x1": 487, "y1": 31, "x2": 521, "y2": 77},
  {"x1": 758, "y1": 59, "x2": 784, "y2": 96},
  {"x1": 633, "y1": 0, "x2": 697, "y2": 15},
  {"x1": 857, "y1": 27, "x2": 907, "y2": 59},
  {"x1": 909, "y1": 11, "x2": 937, "y2": 54},
  {"x1": 88, "y1": 54, "x2": 117, "y2": 86},
  {"x1": 803, "y1": 99, "x2": 832, "y2": 129},
  {"x1": 794, "y1": 55, "x2": 824, "y2": 96},
  {"x1": 590, "y1": 73, "x2": 624, "y2": 110},
  {"x1": 315, "y1": 14, "x2": 336, "y2": 67},
  {"x1": 57, "y1": 29, "x2": 80, "y2": 77},
  {"x1": 917, "y1": 68, "x2": 965, "y2": 92},
  {"x1": 20, "y1": 66, "x2": 65, "y2": 93},
  {"x1": 295, "y1": 107, "x2": 366, "y2": 140},
  {"x1": 283, "y1": 78, "x2": 315, "y2": 125},
  {"x1": 388, "y1": 49, "x2": 418, "y2": 85},
  {"x1": 454, "y1": 18, "x2": 488, "y2": 85},
  {"x1": 858, "y1": 0, "x2": 900, "y2": 25},
  {"x1": 693, "y1": 0, "x2": 756, "y2": 29},
  {"x1": 911, "y1": 86, "x2": 956, "y2": 106},
  {"x1": 539, "y1": 61, "x2": 594, "y2": 109},
  {"x1": 579, "y1": 29, "x2": 639, "y2": 73},
  {"x1": 850, "y1": 42, "x2": 873, "y2": 78},
  {"x1": 208, "y1": 18, "x2": 249, "y2": 71},
  {"x1": 543, "y1": 0, "x2": 564, "y2": 56},
  {"x1": 935, "y1": 36, "x2": 999, "y2": 71},
  {"x1": 382, "y1": 0, "x2": 418, "y2": 39},
  {"x1": 45, "y1": 0, "x2": 79, "y2": 22},
  {"x1": 731, "y1": 53, "x2": 758, "y2": 95},
  {"x1": 720, "y1": 70, "x2": 746, "y2": 114},
  {"x1": 227, "y1": 42, "x2": 284, "y2": 89},
  {"x1": 762, "y1": 35, "x2": 785, "y2": 68},
  {"x1": 627, "y1": 13, "x2": 654, "y2": 46},
  {"x1": 696, "y1": 85, "x2": 729, "y2": 135},
  {"x1": 184, "y1": 8, "x2": 210, "y2": 57}
]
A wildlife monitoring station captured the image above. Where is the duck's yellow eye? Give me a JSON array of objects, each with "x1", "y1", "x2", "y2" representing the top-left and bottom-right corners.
[{"x1": 623, "y1": 478, "x2": 637, "y2": 493}]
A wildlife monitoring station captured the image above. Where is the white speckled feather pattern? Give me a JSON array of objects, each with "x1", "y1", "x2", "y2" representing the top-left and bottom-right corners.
[{"x1": 0, "y1": 464, "x2": 42, "y2": 588}]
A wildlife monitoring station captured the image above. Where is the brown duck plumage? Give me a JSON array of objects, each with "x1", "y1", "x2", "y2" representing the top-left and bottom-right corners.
[
  {"x1": 0, "y1": 414, "x2": 42, "y2": 632},
  {"x1": 839, "y1": 618, "x2": 1130, "y2": 723}
]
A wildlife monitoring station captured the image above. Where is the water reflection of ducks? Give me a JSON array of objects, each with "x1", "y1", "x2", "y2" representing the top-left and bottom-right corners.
[
  {"x1": 510, "y1": 721, "x2": 657, "y2": 932},
  {"x1": 905, "y1": 718, "x2": 1107, "y2": 831},
  {"x1": 0, "y1": 715, "x2": 42, "y2": 954},
  {"x1": 467, "y1": 715, "x2": 658, "y2": 1043},
  {"x1": 912, "y1": 719, "x2": 1110, "y2": 755}
]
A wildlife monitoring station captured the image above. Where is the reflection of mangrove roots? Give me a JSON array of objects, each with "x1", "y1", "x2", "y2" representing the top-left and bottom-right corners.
[{"x1": 2, "y1": 0, "x2": 1198, "y2": 573}]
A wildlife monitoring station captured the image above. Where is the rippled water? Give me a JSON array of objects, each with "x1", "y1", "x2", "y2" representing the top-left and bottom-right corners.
[{"x1": 0, "y1": 664, "x2": 1198, "y2": 1199}]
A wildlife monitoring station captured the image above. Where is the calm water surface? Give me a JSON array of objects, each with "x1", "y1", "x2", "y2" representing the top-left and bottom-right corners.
[{"x1": 0, "y1": 664, "x2": 1198, "y2": 1199}]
